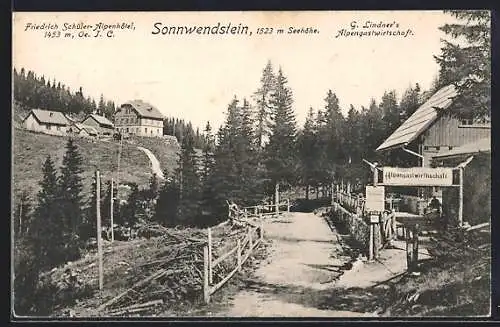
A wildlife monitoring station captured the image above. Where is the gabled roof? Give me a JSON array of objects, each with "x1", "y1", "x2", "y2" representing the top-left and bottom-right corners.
[
  {"x1": 84, "y1": 114, "x2": 114, "y2": 128},
  {"x1": 121, "y1": 100, "x2": 165, "y2": 120},
  {"x1": 24, "y1": 109, "x2": 71, "y2": 126},
  {"x1": 71, "y1": 123, "x2": 98, "y2": 135},
  {"x1": 432, "y1": 136, "x2": 491, "y2": 160},
  {"x1": 376, "y1": 84, "x2": 458, "y2": 152}
]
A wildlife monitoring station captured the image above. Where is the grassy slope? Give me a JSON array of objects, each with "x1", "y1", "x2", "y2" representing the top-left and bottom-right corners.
[{"x1": 12, "y1": 128, "x2": 179, "y2": 203}]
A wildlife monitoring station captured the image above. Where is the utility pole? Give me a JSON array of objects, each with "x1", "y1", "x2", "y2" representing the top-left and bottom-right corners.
[
  {"x1": 113, "y1": 133, "x2": 123, "y2": 240},
  {"x1": 96, "y1": 170, "x2": 104, "y2": 290},
  {"x1": 110, "y1": 178, "x2": 114, "y2": 242}
]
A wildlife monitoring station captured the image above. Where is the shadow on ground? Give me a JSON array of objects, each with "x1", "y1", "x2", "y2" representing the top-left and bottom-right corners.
[{"x1": 235, "y1": 277, "x2": 392, "y2": 314}]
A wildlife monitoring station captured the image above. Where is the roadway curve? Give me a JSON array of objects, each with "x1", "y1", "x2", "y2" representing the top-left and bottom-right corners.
[{"x1": 137, "y1": 146, "x2": 165, "y2": 179}]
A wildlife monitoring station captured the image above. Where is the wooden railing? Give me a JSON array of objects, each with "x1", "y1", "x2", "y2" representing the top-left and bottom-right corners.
[
  {"x1": 203, "y1": 220, "x2": 263, "y2": 304},
  {"x1": 228, "y1": 200, "x2": 290, "y2": 220},
  {"x1": 202, "y1": 199, "x2": 291, "y2": 303},
  {"x1": 335, "y1": 191, "x2": 365, "y2": 215}
]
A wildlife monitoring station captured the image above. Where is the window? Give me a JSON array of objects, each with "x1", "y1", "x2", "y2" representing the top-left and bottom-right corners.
[
  {"x1": 47, "y1": 125, "x2": 51, "y2": 130},
  {"x1": 145, "y1": 128, "x2": 148, "y2": 133},
  {"x1": 449, "y1": 146, "x2": 453, "y2": 150},
  {"x1": 136, "y1": 128, "x2": 139, "y2": 134},
  {"x1": 424, "y1": 146, "x2": 429, "y2": 150},
  {"x1": 460, "y1": 119, "x2": 473, "y2": 126},
  {"x1": 126, "y1": 128, "x2": 129, "y2": 133}
]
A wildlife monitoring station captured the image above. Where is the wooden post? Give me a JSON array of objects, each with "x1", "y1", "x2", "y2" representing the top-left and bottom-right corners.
[
  {"x1": 368, "y1": 223, "x2": 374, "y2": 262},
  {"x1": 96, "y1": 170, "x2": 104, "y2": 291},
  {"x1": 208, "y1": 228, "x2": 213, "y2": 284},
  {"x1": 458, "y1": 167, "x2": 464, "y2": 227},
  {"x1": 275, "y1": 182, "x2": 280, "y2": 214},
  {"x1": 203, "y1": 246, "x2": 210, "y2": 303},
  {"x1": 331, "y1": 181, "x2": 334, "y2": 205},
  {"x1": 110, "y1": 178, "x2": 114, "y2": 243},
  {"x1": 374, "y1": 218, "x2": 380, "y2": 259},
  {"x1": 18, "y1": 198, "x2": 23, "y2": 235},
  {"x1": 412, "y1": 225, "x2": 419, "y2": 272},
  {"x1": 287, "y1": 199, "x2": 290, "y2": 212},
  {"x1": 248, "y1": 227, "x2": 253, "y2": 250},
  {"x1": 260, "y1": 222, "x2": 264, "y2": 240},
  {"x1": 237, "y1": 239, "x2": 242, "y2": 271}
]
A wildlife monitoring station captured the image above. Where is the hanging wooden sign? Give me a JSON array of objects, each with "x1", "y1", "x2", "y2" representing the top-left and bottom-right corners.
[{"x1": 382, "y1": 167, "x2": 454, "y2": 186}]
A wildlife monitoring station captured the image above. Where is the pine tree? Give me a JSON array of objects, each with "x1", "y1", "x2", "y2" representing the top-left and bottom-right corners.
[
  {"x1": 297, "y1": 107, "x2": 319, "y2": 199},
  {"x1": 317, "y1": 90, "x2": 345, "y2": 185},
  {"x1": 29, "y1": 156, "x2": 72, "y2": 269},
  {"x1": 435, "y1": 10, "x2": 491, "y2": 120},
  {"x1": 122, "y1": 182, "x2": 140, "y2": 227},
  {"x1": 98, "y1": 94, "x2": 105, "y2": 115},
  {"x1": 265, "y1": 67, "x2": 297, "y2": 197},
  {"x1": 253, "y1": 60, "x2": 276, "y2": 149},
  {"x1": 81, "y1": 174, "x2": 104, "y2": 241},
  {"x1": 58, "y1": 138, "x2": 84, "y2": 236},
  {"x1": 176, "y1": 128, "x2": 201, "y2": 226},
  {"x1": 199, "y1": 122, "x2": 216, "y2": 222},
  {"x1": 380, "y1": 90, "x2": 400, "y2": 135},
  {"x1": 400, "y1": 83, "x2": 422, "y2": 121},
  {"x1": 155, "y1": 173, "x2": 180, "y2": 227}
]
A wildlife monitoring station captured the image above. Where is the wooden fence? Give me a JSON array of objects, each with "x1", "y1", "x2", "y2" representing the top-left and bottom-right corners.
[
  {"x1": 228, "y1": 200, "x2": 290, "y2": 220},
  {"x1": 203, "y1": 199, "x2": 290, "y2": 304},
  {"x1": 333, "y1": 191, "x2": 400, "y2": 259},
  {"x1": 203, "y1": 222, "x2": 263, "y2": 303}
]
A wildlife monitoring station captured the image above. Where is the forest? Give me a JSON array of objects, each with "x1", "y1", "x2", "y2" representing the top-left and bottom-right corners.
[{"x1": 13, "y1": 10, "x2": 490, "y2": 315}]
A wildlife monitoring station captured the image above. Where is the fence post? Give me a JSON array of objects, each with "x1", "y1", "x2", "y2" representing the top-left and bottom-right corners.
[
  {"x1": 248, "y1": 227, "x2": 253, "y2": 250},
  {"x1": 208, "y1": 227, "x2": 213, "y2": 285},
  {"x1": 203, "y1": 246, "x2": 210, "y2": 304},
  {"x1": 237, "y1": 239, "x2": 242, "y2": 271},
  {"x1": 287, "y1": 199, "x2": 290, "y2": 212},
  {"x1": 260, "y1": 222, "x2": 264, "y2": 240},
  {"x1": 374, "y1": 222, "x2": 380, "y2": 258},
  {"x1": 368, "y1": 222, "x2": 374, "y2": 262}
]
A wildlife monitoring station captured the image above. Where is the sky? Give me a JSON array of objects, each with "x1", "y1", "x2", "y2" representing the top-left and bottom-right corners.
[{"x1": 13, "y1": 11, "x2": 457, "y2": 131}]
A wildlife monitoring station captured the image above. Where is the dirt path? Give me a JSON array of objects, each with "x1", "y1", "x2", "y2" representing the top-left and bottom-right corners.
[
  {"x1": 219, "y1": 212, "x2": 376, "y2": 317},
  {"x1": 137, "y1": 146, "x2": 164, "y2": 179}
]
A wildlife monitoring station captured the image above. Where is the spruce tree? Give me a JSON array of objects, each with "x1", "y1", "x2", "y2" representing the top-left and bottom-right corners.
[
  {"x1": 58, "y1": 138, "x2": 84, "y2": 236},
  {"x1": 380, "y1": 90, "x2": 400, "y2": 135},
  {"x1": 265, "y1": 67, "x2": 297, "y2": 198},
  {"x1": 253, "y1": 60, "x2": 276, "y2": 149},
  {"x1": 122, "y1": 183, "x2": 140, "y2": 227},
  {"x1": 298, "y1": 107, "x2": 319, "y2": 199},
  {"x1": 199, "y1": 122, "x2": 216, "y2": 223},
  {"x1": 435, "y1": 10, "x2": 491, "y2": 120},
  {"x1": 155, "y1": 173, "x2": 180, "y2": 227},
  {"x1": 316, "y1": 90, "x2": 345, "y2": 185},
  {"x1": 81, "y1": 175, "x2": 104, "y2": 241},
  {"x1": 176, "y1": 128, "x2": 201, "y2": 226},
  {"x1": 399, "y1": 83, "x2": 422, "y2": 121},
  {"x1": 29, "y1": 156, "x2": 71, "y2": 269}
]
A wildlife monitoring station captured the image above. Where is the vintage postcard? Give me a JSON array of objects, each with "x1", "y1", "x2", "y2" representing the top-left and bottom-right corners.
[{"x1": 11, "y1": 10, "x2": 491, "y2": 319}]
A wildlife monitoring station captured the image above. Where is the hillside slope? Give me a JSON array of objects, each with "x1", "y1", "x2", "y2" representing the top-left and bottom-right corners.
[{"x1": 12, "y1": 128, "x2": 179, "y2": 203}]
